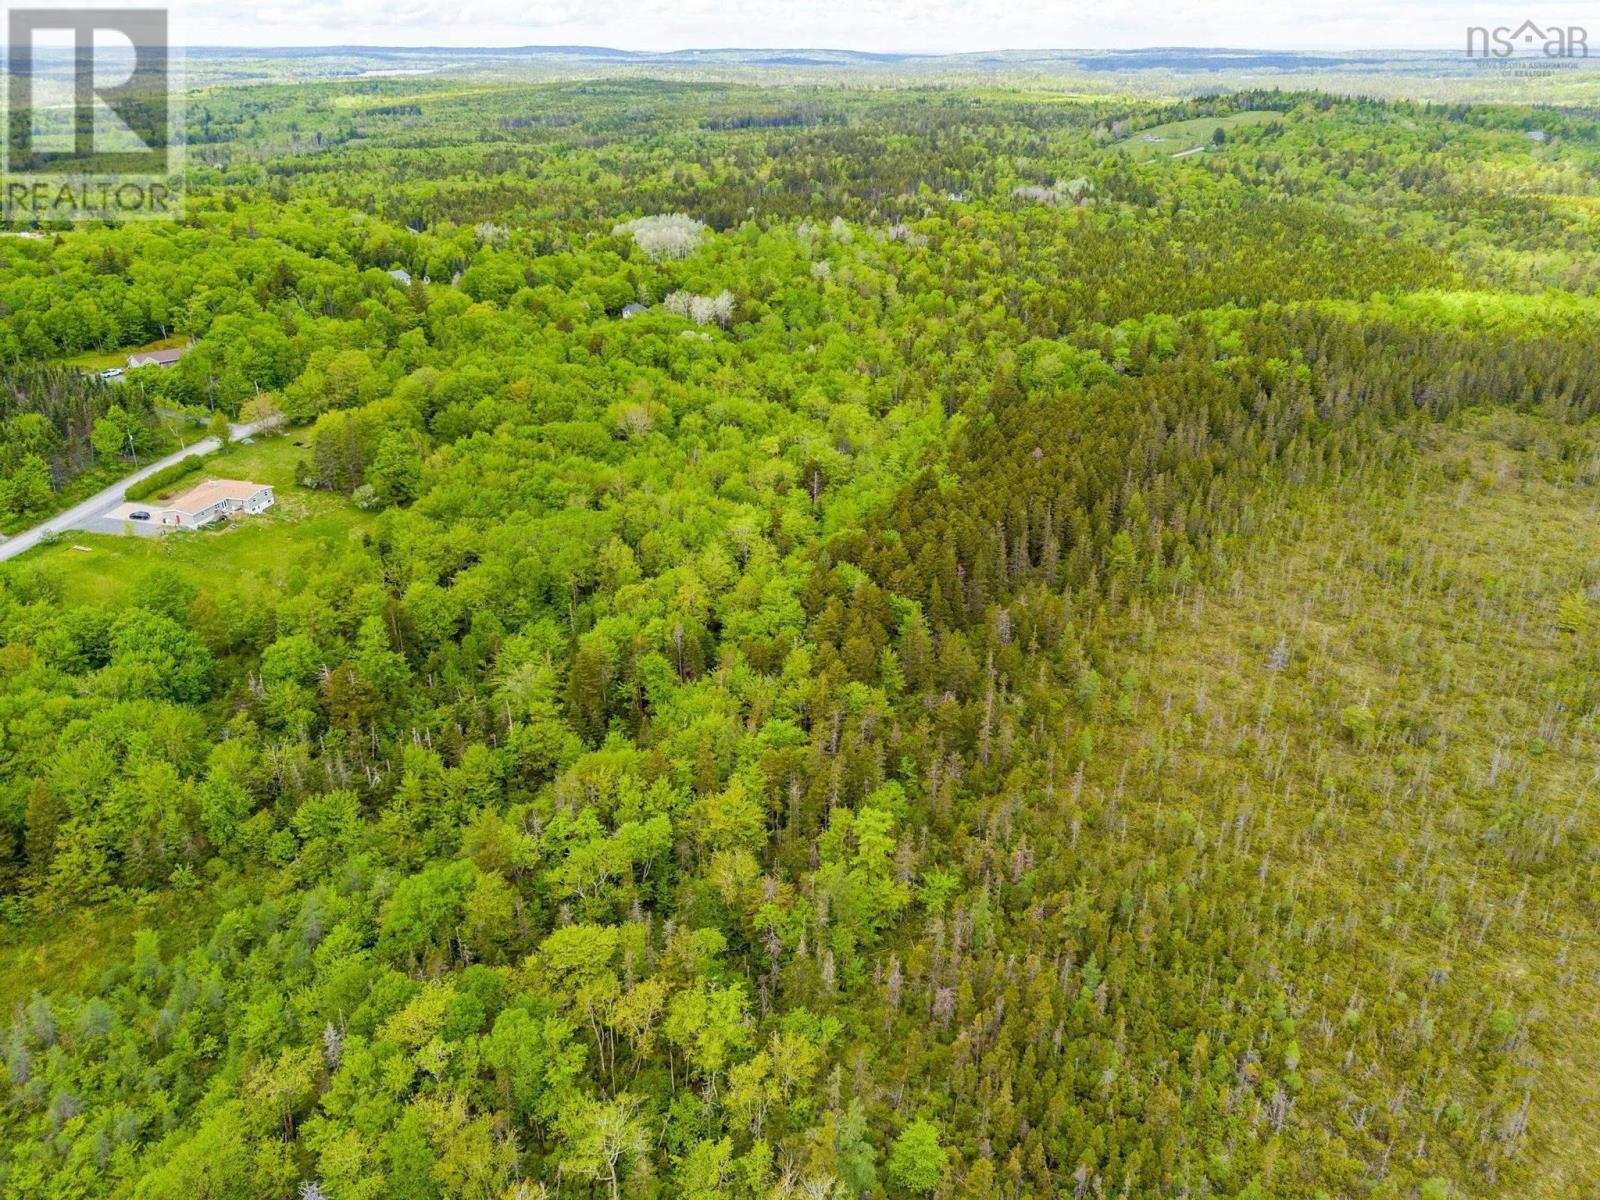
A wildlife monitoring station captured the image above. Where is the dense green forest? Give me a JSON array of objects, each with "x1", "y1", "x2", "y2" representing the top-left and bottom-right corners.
[{"x1": 0, "y1": 79, "x2": 1598, "y2": 1200}]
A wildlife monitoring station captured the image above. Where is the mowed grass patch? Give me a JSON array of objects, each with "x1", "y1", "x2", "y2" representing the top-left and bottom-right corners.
[
  {"x1": 20, "y1": 504, "x2": 370, "y2": 609},
  {"x1": 1113, "y1": 109, "x2": 1284, "y2": 160},
  {"x1": 193, "y1": 430, "x2": 308, "y2": 492},
  {"x1": 61, "y1": 334, "x2": 192, "y2": 374},
  {"x1": 6, "y1": 434, "x2": 373, "y2": 608}
]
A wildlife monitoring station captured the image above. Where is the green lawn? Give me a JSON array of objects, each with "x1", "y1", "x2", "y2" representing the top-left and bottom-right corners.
[
  {"x1": 1113, "y1": 109, "x2": 1284, "y2": 161},
  {"x1": 62, "y1": 334, "x2": 192, "y2": 373},
  {"x1": 8, "y1": 434, "x2": 372, "y2": 607},
  {"x1": 129, "y1": 430, "x2": 310, "y2": 504},
  {"x1": 202, "y1": 431, "x2": 313, "y2": 491}
]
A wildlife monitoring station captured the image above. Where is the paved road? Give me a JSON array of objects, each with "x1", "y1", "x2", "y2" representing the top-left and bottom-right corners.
[{"x1": 0, "y1": 422, "x2": 264, "y2": 564}]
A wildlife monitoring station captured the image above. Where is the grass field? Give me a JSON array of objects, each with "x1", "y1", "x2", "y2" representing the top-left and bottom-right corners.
[
  {"x1": 5, "y1": 434, "x2": 372, "y2": 608},
  {"x1": 62, "y1": 334, "x2": 193, "y2": 373},
  {"x1": 1113, "y1": 109, "x2": 1284, "y2": 160},
  {"x1": 203, "y1": 433, "x2": 312, "y2": 490}
]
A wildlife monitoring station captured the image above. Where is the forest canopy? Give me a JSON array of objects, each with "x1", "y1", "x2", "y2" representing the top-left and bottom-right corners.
[{"x1": 0, "y1": 78, "x2": 1598, "y2": 1200}]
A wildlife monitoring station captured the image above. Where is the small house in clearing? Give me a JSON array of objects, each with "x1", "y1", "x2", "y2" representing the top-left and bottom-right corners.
[
  {"x1": 158, "y1": 479, "x2": 274, "y2": 528},
  {"x1": 127, "y1": 346, "x2": 189, "y2": 369}
]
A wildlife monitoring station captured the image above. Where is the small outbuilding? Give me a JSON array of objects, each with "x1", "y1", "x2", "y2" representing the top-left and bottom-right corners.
[
  {"x1": 158, "y1": 479, "x2": 274, "y2": 527},
  {"x1": 621, "y1": 303, "x2": 649, "y2": 318}
]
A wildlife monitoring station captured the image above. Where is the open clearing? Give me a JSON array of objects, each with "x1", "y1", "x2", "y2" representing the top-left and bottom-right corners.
[
  {"x1": 1114, "y1": 109, "x2": 1284, "y2": 159},
  {"x1": 0, "y1": 435, "x2": 369, "y2": 607},
  {"x1": 62, "y1": 334, "x2": 193, "y2": 374}
]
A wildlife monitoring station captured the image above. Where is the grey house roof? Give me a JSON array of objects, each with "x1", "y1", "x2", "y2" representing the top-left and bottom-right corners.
[{"x1": 127, "y1": 347, "x2": 187, "y2": 368}]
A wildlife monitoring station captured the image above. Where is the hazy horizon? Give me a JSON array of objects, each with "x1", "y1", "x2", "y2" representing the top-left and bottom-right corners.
[
  {"x1": 96, "y1": 0, "x2": 1600, "y2": 55},
  {"x1": 170, "y1": 42, "x2": 1458, "y2": 53}
]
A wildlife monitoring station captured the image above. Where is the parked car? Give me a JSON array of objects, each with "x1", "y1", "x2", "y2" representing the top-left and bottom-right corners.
[
  {"x1": 100, "y1": 368, "x2": 124, "y2": 380},
  {"x1": 129, "y1": 510, "x2": 150, "y2": 521}
]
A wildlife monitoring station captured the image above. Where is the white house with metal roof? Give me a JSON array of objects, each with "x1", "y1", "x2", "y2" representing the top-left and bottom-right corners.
[{"x1": 158, "y1": 479, "x2": 274, "y2": 527}]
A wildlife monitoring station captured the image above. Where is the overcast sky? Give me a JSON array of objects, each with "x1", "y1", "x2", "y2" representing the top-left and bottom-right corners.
[{"x1": 153, "y1": 0, "x2": 1598, "y2": 53}]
